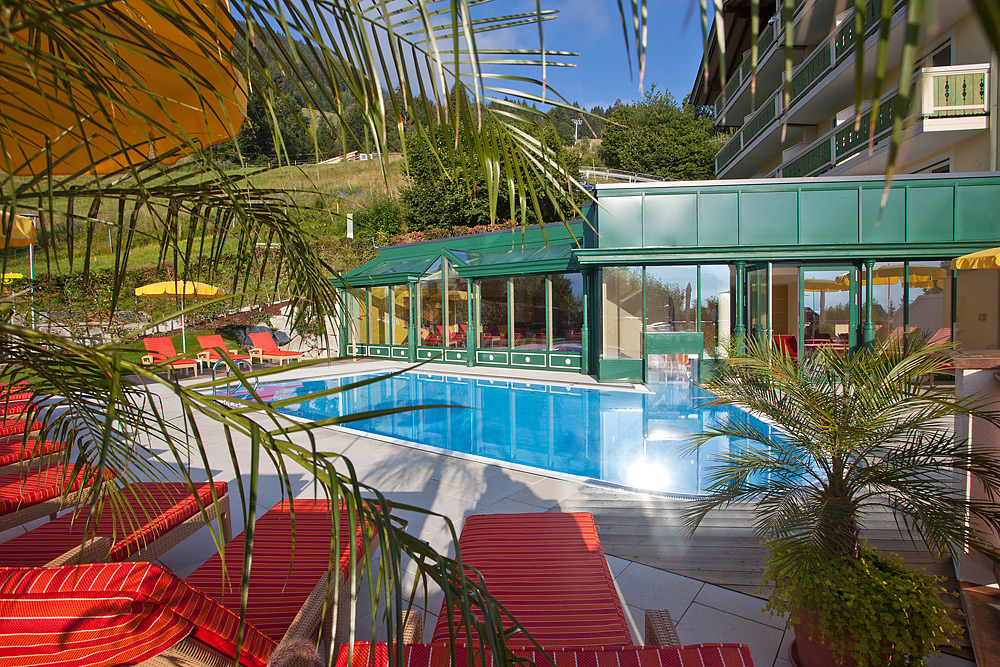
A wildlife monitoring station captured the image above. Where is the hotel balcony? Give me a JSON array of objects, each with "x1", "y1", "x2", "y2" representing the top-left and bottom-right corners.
[
  {"x1": 767, "y1": 64, "x2": 990, "y2": 178},
  {"x1": 714, "y1": 0, "x2": 973, "y2": 177}
]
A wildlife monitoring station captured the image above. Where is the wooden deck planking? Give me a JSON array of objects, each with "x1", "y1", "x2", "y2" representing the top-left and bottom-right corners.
[{"x1": 556, "y1": 487, "x2": 970, "y2": 651}]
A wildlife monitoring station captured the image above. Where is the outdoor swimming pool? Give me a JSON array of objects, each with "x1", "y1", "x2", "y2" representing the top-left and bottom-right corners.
[{"x1": 241, "y1": 371, "x2": 772, "y2": 495}]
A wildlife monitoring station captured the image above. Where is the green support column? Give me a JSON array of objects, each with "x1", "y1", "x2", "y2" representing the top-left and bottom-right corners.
[
  {"x1": 862, "y1": 260, "x2": 876, "y2": 346},
  {"x1": 336, "y1": 289, "x2": 346, "y2": 357},
  {"x1": 466, "y1": 278, "x2": 474, "y2": 367},
  {"x1": 408, "y1": 281, "x2": 417, "y2": 361},
  {"x1": 581, "y1": 271, "x2": 591, "y2": 376},
  {"x1": 734, "y1": 261, "x2": 746, "y2": 355}
]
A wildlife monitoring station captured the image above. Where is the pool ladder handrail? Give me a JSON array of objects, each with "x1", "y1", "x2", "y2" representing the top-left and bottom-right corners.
[{"x1": 211, "y1": 358, "x2": 259, "y2": 398}]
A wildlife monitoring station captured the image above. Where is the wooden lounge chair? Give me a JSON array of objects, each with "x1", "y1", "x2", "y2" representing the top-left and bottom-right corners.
[
  {"x1": 0, "y1": 463, "x2": 107, "y2": 532},
  {"x1": 247, "y1": 331, "x2": 303, "y2": 366},
  {"x1": 0, "y1": 499, "x2": 382, "y2": 667},
  {"x1": 197, "y1": 334, "x2": 253, "y2": 366},
  {"x1": 0, "y1": 481, "x2": 230, "y2": 566},
  {"x1": 142, "y1": 336, "x2": 201, "y2": 376},
  {"x1": 427, "y1": 512, "x2": 680, "y2": 648},
  {"x1": 333, "y1": 641, "x2": 756, "y2": 667}
]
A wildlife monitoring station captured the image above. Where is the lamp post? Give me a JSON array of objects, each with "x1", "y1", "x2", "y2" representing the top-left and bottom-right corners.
[{"x1": 571, "y1": 118, "x2": 583, "y2": 143}]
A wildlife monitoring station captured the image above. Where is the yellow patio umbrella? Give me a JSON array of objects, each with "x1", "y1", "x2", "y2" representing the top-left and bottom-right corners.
[
  {"x1": 1, "y1": 274, "x2": 23, "y2": 285},
  {"x1": 836, "y1": 263, "x2": 947, "y2": 287},
  {"x1": 135, "y1": 280, "x2": 225, "y2": 352},
  {"x1": 1, "y1": 0, "x2": 246, "y2": 176},
  {"x1": 803, "y1": 279, "x2": 848, "y2": 292},
  {"x1": 0, "y1": 213, "x2": 36, "y2": 248},
  {"x1": 951, "y1": 247, "x2": 1000, "y2": 271}
]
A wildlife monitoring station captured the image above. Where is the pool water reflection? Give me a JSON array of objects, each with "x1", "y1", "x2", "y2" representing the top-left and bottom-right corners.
[{"x1": 251, "y1": 371, "x2": 772, "y2": 495}]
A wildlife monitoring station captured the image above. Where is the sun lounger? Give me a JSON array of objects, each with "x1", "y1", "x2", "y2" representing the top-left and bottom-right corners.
[
  {"x1": 0, "y1": 463, "x2": 106, "y2": 532},
  {"x1": 141, "y1": 336, "x2": 200, "y2": 376},
  {"x1": 247, "y1": 331, "x2": 303, "y2": 366},
  {"x1": 430, "y1": 512, "x2": 679, "y2": 648},
  {"x1": 0, "y1": 481, "x2": 230, "y2": 566},
  {"x1": 197, "y1": 334, "x2": 253, "y2": 366},
  {"x1": 0, "y1": 499, "x2": 381, "y2": 667},
  {"x1": 333, "y1": 642, "x2": 756, "y2": 667},
  {"x1": 0, "y1": 439, "x2": 64, "y2": 476}
]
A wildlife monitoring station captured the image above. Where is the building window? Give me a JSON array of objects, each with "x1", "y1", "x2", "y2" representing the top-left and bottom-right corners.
[
  {"x1": 392, "y1": 285, "x2": 409, "y2": 345},
  {"x1": 512, "y1": 275, "x2": 546, "y2": 349},
  {"x1": 551, "y1": 273, "x2": 584, "y2": 352},
  {"x1": 700, "y1": 265, "x2": 734, "y2": 355},
  {"x1": 601, "y1": 267, "x2": 643, "y2": 360},
  {"x1": 645, "y1": 266, "x2": 698, "y2": 332},
  {"x1": 446, "y1": 261, "x2": 468, "y2": 347},
  {"x1": 370, "y1": 286, "x2": 390, "y2": 345},
  {"x1": 478, "y1": 278, "x2": 508, "y2": 348},
  {"x1": 419, "y1": 258, "x2": 443, "y2": 346},
  {"x1": 348, "y1": 288, "x2": 368, "y2": 345}
]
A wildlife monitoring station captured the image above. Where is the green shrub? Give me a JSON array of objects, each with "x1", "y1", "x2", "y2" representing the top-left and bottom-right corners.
[{"x1": 764, "y1": 545, "x2": 960, "y2": 666}]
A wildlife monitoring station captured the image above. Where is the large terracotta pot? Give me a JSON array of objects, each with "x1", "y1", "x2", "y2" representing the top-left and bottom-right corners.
[{"x1": 788, "y1": 607, "x2": 892, "y2": 667}]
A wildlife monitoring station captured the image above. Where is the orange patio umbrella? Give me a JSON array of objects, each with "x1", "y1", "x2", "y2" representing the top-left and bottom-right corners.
[
  {"x1": 135, "y1": 280, "x2": 225, "y2": 352},
  {"x1": 1, "y1": 0, "x2": 246, "y2": 176}
]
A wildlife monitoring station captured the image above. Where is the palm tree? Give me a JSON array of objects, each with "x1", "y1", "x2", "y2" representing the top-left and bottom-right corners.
[
  {"x1": 684, "y1": 336, "x2": 1000, "y2": 664},
  {"x1": 0, "y1": 0, "x2": 590, "y2": 661},
  {"x1": 686, "y1": 336, "x2": 1000, "y2": 564}
]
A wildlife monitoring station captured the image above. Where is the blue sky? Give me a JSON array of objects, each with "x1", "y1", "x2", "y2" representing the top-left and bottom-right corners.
[{"x1": 472, "y1": 1, "x2": 709, "y2": 111}]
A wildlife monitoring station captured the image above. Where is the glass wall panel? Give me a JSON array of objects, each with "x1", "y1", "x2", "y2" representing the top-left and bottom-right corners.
[
  {"x1": 700, "y1": 265, "x2": 734, "y2": 355},
  {"x1": 552, "y1": 273, "x2": 584, "y2": 352},
  {"x1": 419, "y1": 258, "x2": 443, "y2": 346},
  {"x1": 869, "y1": 262, "x2": 906, "y2": 342},
  {"x1": 370, "y1": 286, "x2": 390, "y2": 345},
  {"x1": 907, "y1": 261, "x2": 948, "y2": 340},
  {"x1": 391, "y1": 285, "x2": 410, "y2": 345},
  {"x1": 802, "y1": 268, "x2": 852, "y2": 345},
  {"x1": 601, "y1": 267, "x2": 643, "y2": 359},
  {"x1": 957, "y1": 268, "x2": 999, "y2": 349},
  {"x1": 479, "y1": 278, "x2": 508, "y2": 348},
  {"x1": 645, "y1": 266, "x2": 697, "y2": 332},
  {"x1": 355, "y1": 289, "x2": 369, "y2": 344},
  {"x1": 446, "y1": 261, "x2": 468, "y2": 347},
  {"x1": 512, "y1": 275, "x2": 546, "y2": 349}
]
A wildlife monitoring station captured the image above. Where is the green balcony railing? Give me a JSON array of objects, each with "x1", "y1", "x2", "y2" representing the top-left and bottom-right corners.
[
  {"x1": 789, "y1": 43, "x2": 832, "y2": 102},
  {"x1": 783, "y1": 140, "x2": 832, "y2": 178},
  {"x1": 742, "y1": 97, "x2": 778, "y2": 145},
  {"x1": 715, "y1": 132, "x2": 743, "y2": 172},
  {"x1": 924, "y1": 67, "x2": 989, "y2": 118},
  {"x1": 835, "y1": 0, "x2": 908, "y2": 63},
  {"x1": 834, "y1": 95, "x2": 899, "y2": 159}
]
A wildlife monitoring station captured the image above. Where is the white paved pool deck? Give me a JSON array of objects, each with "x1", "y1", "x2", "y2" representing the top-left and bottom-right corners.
[{"x1": 0, "y1": 358, "x2": 976, "y2": 667}]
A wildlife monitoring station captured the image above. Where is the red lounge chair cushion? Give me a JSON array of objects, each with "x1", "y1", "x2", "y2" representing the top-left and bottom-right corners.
[
  {"x1": 143, "y1": 336, "x2": 178, "y2": 358},
  {"x1": 197, "y1": 335, "x2": 251, "y2": 361},
  {"x1": 334, "y1": 643, "x2": 756, "y2": 667},
  {"x1": 184, "y1": 499, "x2": 375, "y2": 641},
  {"x1": 0, "y1": 421, "x2": 43, "y2": 439},
  {"x1": 0, "y1": 562, "x2": 275, "y2": 667},
  {"x1": 432, "y1": 513, "x2": 632, "y2": 647},
  {"x1": 0, "y1": 481, "x2": 228, "y2": 566},
  {"x1": 0, "y1": 465, "x2": 99, "y2": 515},
  {"x1": 0, "y1": 439, "x2": 63, "y2": 467}
]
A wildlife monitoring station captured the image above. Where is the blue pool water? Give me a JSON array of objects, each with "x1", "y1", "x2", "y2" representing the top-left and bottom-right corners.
[{"x1": 241, "y1": 371, "x2": 773, "y2": 495}]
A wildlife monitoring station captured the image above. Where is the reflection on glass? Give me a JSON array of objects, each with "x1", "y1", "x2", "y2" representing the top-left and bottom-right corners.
[
  {"x1": 907, "y1": 261, "x2": 948, "y2": 340},
  {"x1": 419, "y1": 258, "x2": 443, "y2": 346},
  {"x1": 446, "y1": 262, "x2": 468, "y2": 347},
  {"x1": 392, "y1": 285, "x2": 409, "y2": 345},
  {"x1": 802, "y1": 269, "x2": 851, "y2": 346},
  {"x1": 869, "y1": 262, "x2": 905, "y2": 342},
  {"x1": 701, "y1": 265, "x2": 733, "y2": 355},
  {"x1": 747, "y1": 266, "x2": 769, "y2": 346},
  {"x1": 602, "y1": 266, "x2": 643, "y2": 359},
  {"x1": 645, "y1": 266, "x2": 697, "y2": 332},
  {"x1": 370, "y1": 287, "x2": 390, "y2": 345},
  {"x1": 512, "y1": 275, "x2": 546, "y2": 349},
  {"x1": 551, "y1": 273, "x2": 584, "y2": 352},
  {"x1": 478, "y1": 278, "x2": 508, "y2": 348},
  {"x1": 352, "y1": 289, "x2": 368, "y2": 344}
]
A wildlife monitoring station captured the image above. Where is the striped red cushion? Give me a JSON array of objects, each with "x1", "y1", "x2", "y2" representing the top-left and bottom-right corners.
[
  {"x1": 334, "y1": 642, "x2": 756, "y2": 667},
  {"x1": 0, "y1": 421, "x2": 42, "y2": 439},
  {"x1": 432, "y1": 513, "x2": 632, "y2": 648},
  {"x1": 0, "y1": 402, "x2": 30, "y2": 416},
  {"x1": 184, "y1": 499, "x2": 376, "y2": 641},
  {"x1": 0, "y1": 481, "x2": 228, "y2": 566},
  {"x1": 0, "y1": 465, "x2": 97, "y2": 515},
  {"x1": 0, "y1": 439, "x2": 62, "y2": 467},
  {"x1": 0, "y1": 562, "x2": 274, "y2": 667}
]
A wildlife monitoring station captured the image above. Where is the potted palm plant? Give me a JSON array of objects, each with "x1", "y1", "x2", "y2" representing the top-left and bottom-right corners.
[{"x1": 686, "y1": 336, "x2": 1000, "y2": 667}]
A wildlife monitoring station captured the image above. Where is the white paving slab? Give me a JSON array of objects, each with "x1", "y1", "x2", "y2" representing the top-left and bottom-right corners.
[{"x1": 676, "y1": 603, "x2": 784, "y2": 667}]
